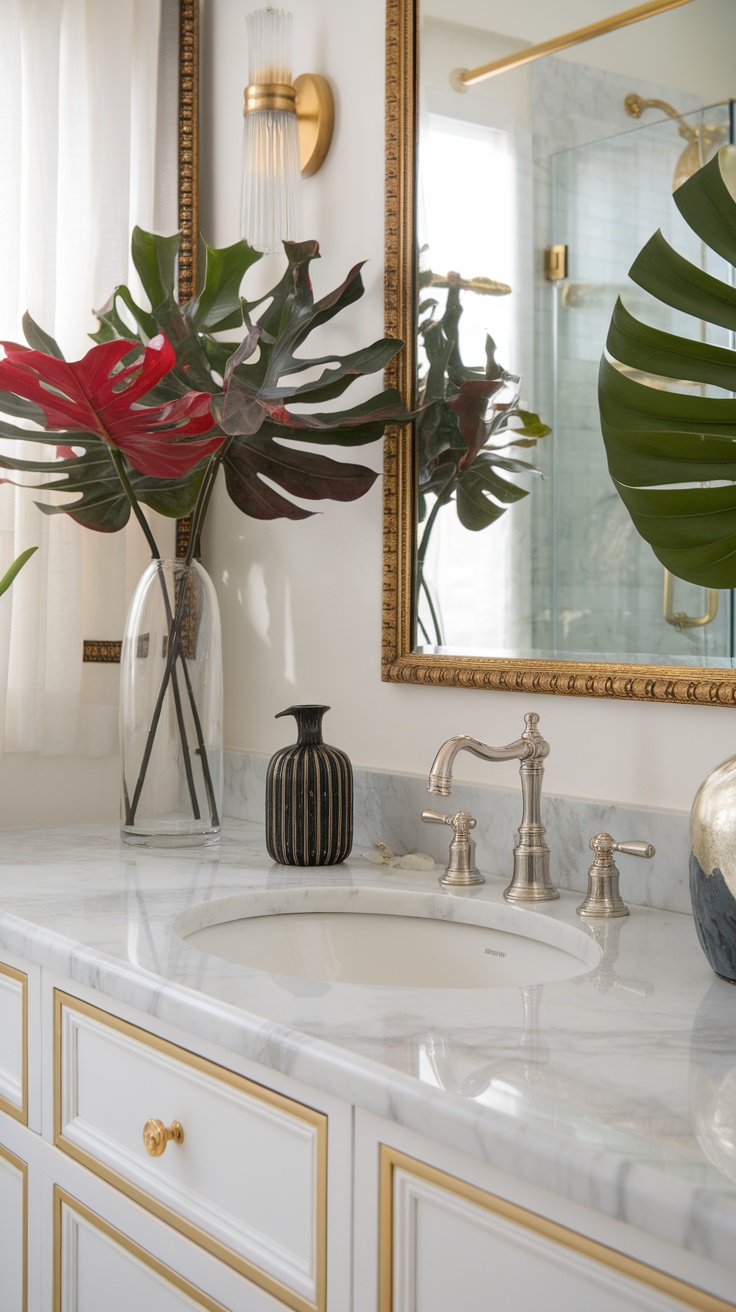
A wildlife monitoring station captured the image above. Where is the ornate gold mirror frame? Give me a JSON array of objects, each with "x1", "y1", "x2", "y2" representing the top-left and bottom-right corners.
[
  {"x1": 382, "y1": 0, "x2": 736, "y2": 706},
  {"x1": 83, "y1": 0, "x2": 199, "y2": 664}
]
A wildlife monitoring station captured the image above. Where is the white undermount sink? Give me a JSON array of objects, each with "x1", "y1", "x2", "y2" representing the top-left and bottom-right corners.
[{"x1": 175, "y1": 887, "x2": 600, "y2": 990}]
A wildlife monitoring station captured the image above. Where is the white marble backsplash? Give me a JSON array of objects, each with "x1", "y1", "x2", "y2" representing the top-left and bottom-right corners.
[{"x1": 225, "y1": 751, "x2": 691, "y2": 915}]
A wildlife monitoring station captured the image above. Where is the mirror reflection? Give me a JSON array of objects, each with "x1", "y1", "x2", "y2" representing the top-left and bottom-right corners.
[{"x1": 414, "y1": 0, "x2": 736, "y2": 669}]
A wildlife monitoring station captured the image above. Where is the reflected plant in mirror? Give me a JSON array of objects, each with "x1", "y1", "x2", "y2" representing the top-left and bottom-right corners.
[{"x1": 416, "y1": 270, "x2": 550, "y2": 648}]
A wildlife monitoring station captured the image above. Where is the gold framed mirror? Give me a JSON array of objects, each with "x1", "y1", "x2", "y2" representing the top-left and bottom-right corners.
[{"x1": 382, "y1": 0, "x2": 736, "y2": 705}]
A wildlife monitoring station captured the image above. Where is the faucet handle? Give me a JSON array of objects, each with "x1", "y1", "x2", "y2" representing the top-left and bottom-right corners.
[
  {"x1": 421, "y1": 810, "x2": 484, "y2": 888},
  {"x1": 604, "y1": 839, "x2": 655, "y2": 860},
  {"x1": 421, "y1": 809, "x2": 456, "y2": 827},
  {"x1": 577, "y1": 832, "x2": 656, "y2": 920}
]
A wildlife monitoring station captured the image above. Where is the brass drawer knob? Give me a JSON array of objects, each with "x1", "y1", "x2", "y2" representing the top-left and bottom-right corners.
[{"x1": 142, "y1": 1118, "x2": 184, "y2": 1157}]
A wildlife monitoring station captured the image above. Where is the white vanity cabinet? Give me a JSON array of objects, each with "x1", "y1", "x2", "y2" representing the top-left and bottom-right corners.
[
  {"x1": 2, "y1": 943, "x2": 736, "y2": 1312},
  {"x1": 0, "y1": 951, "x2": 35, "y2": 1127},
  {"x1": 354, "y1": 1112, "x2": 736, "y2": 1312},
  {"x1": 0, "y1": 947, "x2": 41, "y2": 1312},
  {"x1": 0, "y1": 952, "x2": 351, "y2": 1312},
  {"x1": 53, "y1": 991, "x2": 329, "y2": 1311},
  {"x1": 0, "y1": 1139, "x2": 27, "y2": 1312}
]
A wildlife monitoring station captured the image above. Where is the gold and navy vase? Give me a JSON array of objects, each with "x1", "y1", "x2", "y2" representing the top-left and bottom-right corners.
[
  {"x1": 266, "y1": 705, "x2": 353, "y2": 866},
  {"x1": 690, "y1": 754, "x2": 736, "y2": 983}
]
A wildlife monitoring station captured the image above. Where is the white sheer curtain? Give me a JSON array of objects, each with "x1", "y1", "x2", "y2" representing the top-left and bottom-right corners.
[{"x1": 0, "y1": 0, "x2": 178, "y2": 756}]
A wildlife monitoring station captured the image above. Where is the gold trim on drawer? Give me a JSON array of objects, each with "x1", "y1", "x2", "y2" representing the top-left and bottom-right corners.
[
  {"x1": 0, "y1": 1142, "x2": 28, "y2": 1312},
  {"x1": 53, "y1": 1186, "x2": 229, "y2": 1312},
  {"x1": 0, "y1": 961, "x2": 28, "y2": 1125},
  {"x1": 379, "y1": 1145, "x2": 736, "y2": 1312},
  {"x1": 54, "y1": 991, "x2": 327, "y2": 1312}
]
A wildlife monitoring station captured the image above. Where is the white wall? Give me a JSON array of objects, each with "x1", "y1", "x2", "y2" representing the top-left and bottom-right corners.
[{"x1": 200, "y1": 0, "x2": 736, "y2": 815}]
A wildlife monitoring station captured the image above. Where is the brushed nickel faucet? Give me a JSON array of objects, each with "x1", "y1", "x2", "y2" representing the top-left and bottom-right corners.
[{"x1": 426, "y1": 712, "x2": 557, "y2": 903}]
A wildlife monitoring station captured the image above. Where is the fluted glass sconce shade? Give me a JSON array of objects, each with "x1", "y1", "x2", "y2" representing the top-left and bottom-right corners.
[{"x1": 241, "y1": 6, "x2": 334, "y2": 254}]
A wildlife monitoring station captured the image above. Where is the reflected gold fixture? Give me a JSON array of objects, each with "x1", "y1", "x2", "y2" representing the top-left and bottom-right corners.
[
  {"x1": 451, "y1": 0, "x2": 694, "y2": 90},
  {"x1": 143, "y1": 1117, "x2": 185, "y2": 1156},
  {"x1": 241, "y1": 7, "x2": 334, "y2": 253},
  {"x1": 426, "y1": 270, "x2": 511, "y2": 296},
  {"x1": 427, "y1": 712, "x2": 557, "y2": 902},
  {"x1": 663, "y1": 570, "x2": 719, "y2": 631},
  {"x1": 624, "y1": 91, "x2": 729, "y2": 189},
  {"x1": 422, "y1": 808, "x2": 484, "y2": 886},
  {"x1": 577, "y1": 833, "x2": 655, "y2": 919},
  {"x1": 544, "y1": 244, "x2": 568, "y2": 281}
]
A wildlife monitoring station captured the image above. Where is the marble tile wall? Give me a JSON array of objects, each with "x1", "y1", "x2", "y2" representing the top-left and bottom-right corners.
[{"x1": 225, "y1": 750, "x2": 691, "y2": 915}]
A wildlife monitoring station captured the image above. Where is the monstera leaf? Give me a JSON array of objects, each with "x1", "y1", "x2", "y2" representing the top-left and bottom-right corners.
[
  {"x1": 416, "y1": 279, "x2": 549, "y2": 530},
  {"x1": 0, "y1": 333, "x2": 218, "y2": 532},
  {"x1": 94, "y1": 231, "x2": 408, "y2": 520},
  {"x1": 599, "y1": 145, "x2": 736, "y2": 588}
]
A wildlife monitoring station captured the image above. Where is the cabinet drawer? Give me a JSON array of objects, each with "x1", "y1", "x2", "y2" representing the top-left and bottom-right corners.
[
  {"x1": 54, "y1": 992, "x2": 327, "y2": 1312},
  {"x1": 379, "y1": 1147, "x2": 735, "y2": 1312},
  {"x1": 0, "y1": 960, "x2": 27, "y2": 1123},
  {"x1": 54, "y1": 1187, "x2": 229, "y2": 1312},
  {"x1": 0, "y1": 1143, "x2": 27, "y2": 1312}
]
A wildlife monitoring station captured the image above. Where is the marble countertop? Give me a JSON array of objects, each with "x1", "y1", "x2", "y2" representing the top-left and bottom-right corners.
[{"x1": 1, "y1": 818, "x2": 736, "y2": 1279}]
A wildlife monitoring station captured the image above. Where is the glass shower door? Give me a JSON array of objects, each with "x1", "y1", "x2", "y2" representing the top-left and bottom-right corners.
[{"x1": 548, "y1": 102, "x2": 734, "y2": 666}]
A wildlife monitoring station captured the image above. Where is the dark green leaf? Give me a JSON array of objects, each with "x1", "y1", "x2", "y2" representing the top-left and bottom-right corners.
[
  {"x1": 456, "y1": 480, "x2": 507, "y2": 531},
  {"x1": 223, "y1": 432, "x2": 378, "y2": 520},
  {"x1": 186, "y1": 239, "x2": 261, "y2": 332},
  {"x1": 94, "y1": 285, "x2": 158, "y2": 343},
  {"x1": 599, "y1": 148, "x2": 736, "y2": 587},
  {"x1": 22, "y1": 313, "x2": 63, "y2": 358},
  {"x1": 131, "y1": 228, "x2": 181, "y2": 310},
  {"x1": 606, "y1": 296, "x2": 736, "y2": 391},
  {"x1": 629, "y1": 229, "x2": 736, "y2": 332},
  {"x1": 673, "y1": 148, "x2": 736, "y2": 268}
]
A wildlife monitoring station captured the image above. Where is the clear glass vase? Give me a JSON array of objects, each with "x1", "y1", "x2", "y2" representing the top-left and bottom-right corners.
[{"x1": 119, "y1": 559, "x2": 223, "y2": 847}]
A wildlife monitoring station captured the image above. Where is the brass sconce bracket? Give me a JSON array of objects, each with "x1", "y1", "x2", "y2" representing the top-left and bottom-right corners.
[{"x1": 243, "y1": 72, "x2": 334, "y2": 176}]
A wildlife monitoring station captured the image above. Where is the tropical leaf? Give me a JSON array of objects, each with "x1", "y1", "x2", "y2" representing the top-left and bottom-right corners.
[
  {"x1": 0, "y1": 546, "x2": 37, "y2": 598},
  {"x1": 0, "y1": 335, "x2": 219, "y2": 478},
  {"x1": 223, "y1": 434, "x2": 377, "y2": 521},
  {"x1": 599, "y1": 146, "x2": 736, "y2": 588},
  {"x1": 0, "y1": 334, "x2": 217, "y2": 532},
  {"x1": 88, "y1": 232, "x2": 409, "y2": 522},
  {"x1": 0, "y1": 429, "x2": 206, "y2": 533}
]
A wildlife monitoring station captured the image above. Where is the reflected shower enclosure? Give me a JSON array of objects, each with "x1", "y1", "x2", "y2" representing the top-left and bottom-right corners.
[
  {"x1": 415, "y1": 67, "x2": 736, "y2": 667},
  {"x1": 543, "y1": 98, "x2": 734, "y2": 666}
]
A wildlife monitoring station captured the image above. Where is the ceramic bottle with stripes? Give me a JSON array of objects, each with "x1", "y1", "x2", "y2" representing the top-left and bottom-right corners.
[{"x1": 266, "y1": 705, "x2": 353, "y2": 865}]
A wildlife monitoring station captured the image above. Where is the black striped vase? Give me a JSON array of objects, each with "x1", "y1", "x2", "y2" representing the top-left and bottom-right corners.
[{"x1": 266, "y1": 705, "x2": 353, "y2": 866}]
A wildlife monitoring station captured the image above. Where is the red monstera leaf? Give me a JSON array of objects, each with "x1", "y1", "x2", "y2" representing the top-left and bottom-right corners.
[{"x1": 0, "y1": 335, "x2": 220, "y2": 478}]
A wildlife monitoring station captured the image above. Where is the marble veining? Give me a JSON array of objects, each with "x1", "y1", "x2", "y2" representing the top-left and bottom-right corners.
[{"x1": 0, "y1": 818, "x2": 735, "y2": 1286}]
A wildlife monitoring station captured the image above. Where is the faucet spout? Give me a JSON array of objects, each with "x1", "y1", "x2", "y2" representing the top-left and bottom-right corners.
[
  {"x1": 427, "y1": 713, "x2": 557, "y2": 903},
  {"x1": 428, "y1": 712, "x2": 548, "y2": 794}
]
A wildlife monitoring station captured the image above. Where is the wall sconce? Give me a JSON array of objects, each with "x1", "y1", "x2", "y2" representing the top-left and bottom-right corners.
[{"x1": 241, "y1": 6, "x2": 334, "y2": 254}]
